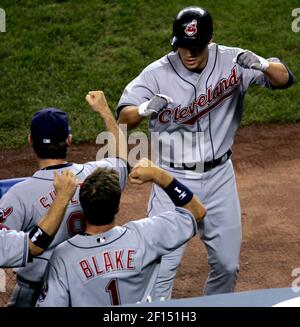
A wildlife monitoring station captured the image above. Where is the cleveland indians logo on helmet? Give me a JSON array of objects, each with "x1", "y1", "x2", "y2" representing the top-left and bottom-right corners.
[{"x1": 185, "y1": 19, "x2": 198, "y2": 36}]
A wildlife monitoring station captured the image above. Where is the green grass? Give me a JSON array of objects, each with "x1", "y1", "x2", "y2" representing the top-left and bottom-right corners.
[{"x1": 0, "y1": 0, "x2": 299, "y2": 148}]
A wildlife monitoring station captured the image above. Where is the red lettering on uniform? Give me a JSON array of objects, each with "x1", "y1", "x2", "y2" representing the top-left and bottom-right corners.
[
  {"x1": 157, "y1": 66, "x2": 240, "y2": 126},
  {"x1": 47, "y1": 188, "x2": 78, "y2": 205},
  {"x1": 191, "y1": 104, "x2": 198, "y2": 116},
  {"x1": 158, "y1": 109, "x2": 172, "y2": 124},
  {"x1": 49, "y1": 190, "x2": 56, "y2": 201},
  {"x1": 220, "y1": 79, "x2": 228, "y2": 90},
  {"x1": 174, "y1": 107, "x2": 181, "y2": 120},
  {"x1": 197, "y1": 95, "x2": 207, "y2": 107},
  {"x1": 79, "y1": 260, "x2": 94, "y2": 279},
  {"x1": 207, "y1": 87, "x2": 213, "y2": 102},
  {"x1": 103, "y1": 252, "x2": 114, "y2": 272},
  {"x1": 213, "y1": 83, "x2": 221, "y2": 98},
  {"x1": 115, "y1": 250, "x2": 124, "y2": 270},
  {"x1": 127, "y1": 249, "x2": 136, "y2": 270},
  {"x1": 92, "y1": 256, "x2": 104, "y2": 275},
  {"x1": 229, "y1": 67, "x2": 239, "y2": 86},
  {"x1": 179, "y1": 107, "x2": 189, "y2": 119},
  {"x1": 39, "y1": 196, "x2": 51, "y2": 209}
]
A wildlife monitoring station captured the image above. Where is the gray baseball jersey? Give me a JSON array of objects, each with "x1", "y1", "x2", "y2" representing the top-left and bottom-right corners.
[
  {"x1": 117, "y1": 43, "x2": 281, "y2": 298},
  {"x1": 0, "y1": 229, "x2": 28, "y2": 268},
  {"x1": 0, "y1": 158, "x2": 127, "y2": 283},
  {"x1": 118, "y1": 43, "x2": 279, "y2": 163},
  {"x1": 36, "y1": 207, "x2": 197, "y2": 307}
]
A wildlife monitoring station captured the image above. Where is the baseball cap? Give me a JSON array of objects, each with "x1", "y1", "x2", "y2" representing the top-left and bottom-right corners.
[{"x1": 31, "y1": 108, "x2": 71, "y2": 144}]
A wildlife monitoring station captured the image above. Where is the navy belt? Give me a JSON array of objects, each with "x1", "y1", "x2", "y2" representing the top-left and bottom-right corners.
[{"x1": 163, "y1": 149, "x2": 232, "y2": 172}]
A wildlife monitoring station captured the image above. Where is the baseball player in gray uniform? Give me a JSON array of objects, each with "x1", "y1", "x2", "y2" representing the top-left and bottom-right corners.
[
  {"x1": 117, "y1": 6, "x2": 294, "y2": 298},
  {"x1": 0, "y1": 170, "x2": 77, "y2": 268},
  {"x1": 0, "y1": 91, "x2": 128, "y2": 306},
  {"x1": 36, "y1": 158, "x2": 206, "y2": 306}
]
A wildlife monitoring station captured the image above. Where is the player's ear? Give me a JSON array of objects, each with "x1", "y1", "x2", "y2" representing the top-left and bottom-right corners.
[
  {"x1": 115, "y1": 207, "x2": 120, "y2": 215},
  {"x1": 66, "y1": 134, "x2": 72, "y2": 146},
  {"x1": 28, "y1": 134, "x2": 33, "y2": 145}
]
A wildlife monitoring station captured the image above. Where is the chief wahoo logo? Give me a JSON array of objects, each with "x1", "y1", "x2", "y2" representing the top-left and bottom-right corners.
[{"x1": 185, "y1": 20, "x2": 198, "y2": 36}]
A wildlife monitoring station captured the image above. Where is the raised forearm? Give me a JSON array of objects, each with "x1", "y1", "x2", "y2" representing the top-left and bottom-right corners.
[
  {"x1": 117, "y1": 106, "x2": 143, "y2": 130},
  {"x1": 264, "y1": 62, "x2": 290, "y2": 87},
  {"x1": 152, "y1": 168, "x2": 206, "y2": 223},
  {"x1": 129, "y1": 160, "x2": 206, "y2": 222},
  {"x1": 152, "y1": 167, "x2": 173, "y2": 188},
  {"x1": 98, "y1": 107, "x2": 128, "y2": 162},
  {"x1": 28, "y1": 195, "x2": 70, "y2": 256}
]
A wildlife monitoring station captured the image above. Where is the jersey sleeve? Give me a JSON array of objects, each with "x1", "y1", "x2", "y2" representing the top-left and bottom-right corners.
[
  {"x1": 0, "y1": 189, "x2": 27, "y2": 231},
  {"x1": 237, "y1": 54, "x2": 281, "y2": 91},
  {"x1": 116, "y1": 69, "x2": 159, "y2": 117},
  {"x1": 127, "y1": 207, "x2": 197, "y2": 265},
  {"x1": 36, "y1": 254, "x2": 69, "y2": 307},
  {"x1": 0, "y1": 229, "x2": 28, "y2": 268},
  {"x1": 85, "y1": 158, "x2": 128, "y2": 191}
]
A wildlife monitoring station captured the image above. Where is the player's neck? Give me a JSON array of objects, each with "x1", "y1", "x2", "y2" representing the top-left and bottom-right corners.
[
  {"x1": 85, "y1": 222, "x2": 115, "y2": 235},
  {"x1": 38, "y1": 158, "x2": 68, "y2": 170}
]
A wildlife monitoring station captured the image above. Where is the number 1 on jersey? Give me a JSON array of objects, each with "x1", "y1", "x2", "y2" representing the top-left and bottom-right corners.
[{"x1": 105, "y1": 279, "x2": 120, "y2": 305}]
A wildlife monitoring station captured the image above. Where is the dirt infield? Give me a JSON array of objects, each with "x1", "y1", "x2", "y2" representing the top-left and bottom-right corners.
[{"x1": 0, "y1": 123, "x2": 299, "y2": 304}]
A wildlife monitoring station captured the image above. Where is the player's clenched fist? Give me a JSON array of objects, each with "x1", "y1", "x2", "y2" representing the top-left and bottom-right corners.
[
  {"x1": 85, "y1": 90, "x2": 110, "y2": 113},
  {"x1": 53, "y1": 170, "x2": 78, "y2": 202},
  {"x1": 129, "y1": 158, "x2": 173, "y2": 188},
  {"x1": 233, "y1": 50, "x2": 269, "y2": 72},
  {"x1": 129, "y1": 158, "x2": 157, "y2": 185}
]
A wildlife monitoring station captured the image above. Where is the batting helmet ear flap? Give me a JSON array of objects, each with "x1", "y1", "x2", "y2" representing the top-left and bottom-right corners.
[{"x1": 170, "y1": 36, "x2": 178, "y2": 51}]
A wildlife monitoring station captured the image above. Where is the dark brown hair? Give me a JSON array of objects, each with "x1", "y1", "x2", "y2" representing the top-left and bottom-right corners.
[{"x1": 79, "y1": 167, "x2": 121, "y2": 225}]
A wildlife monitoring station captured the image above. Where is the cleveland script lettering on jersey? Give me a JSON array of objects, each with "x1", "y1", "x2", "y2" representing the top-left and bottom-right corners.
[{"x1": 158, "y1": 67, "x2": 240, "y2": 125}]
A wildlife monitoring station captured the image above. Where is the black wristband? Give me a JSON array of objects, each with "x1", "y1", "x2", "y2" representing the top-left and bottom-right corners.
[
  {"x1": 29, "y1": 226, "x2": 54, "y2": 250},
  {"x1": 164, "y1": 178, "x2": 193, "y2": 207}
]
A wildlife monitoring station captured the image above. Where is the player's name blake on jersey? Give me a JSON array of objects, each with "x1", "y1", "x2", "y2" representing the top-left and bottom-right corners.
[
  {"x1": 158, "y1": 66, "x2": 241, "y2": 125},
  {"x1": 39, "y1": 189, "x2": 79, "y2": 209},
  {"x1": 79, "y1": 249, "x2": 137, "y2": 279}
]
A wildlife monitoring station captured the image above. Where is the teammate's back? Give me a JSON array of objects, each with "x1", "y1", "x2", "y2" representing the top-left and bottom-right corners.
[
  {"x1": 0, "y1": 91, "x2": 128, "y2": 307},
  {"x1": 38, "y1": 206, "x2": 197, "y2": 307},
  {"x1": 37, "y1": 158, "x2": 206, "y2": 307},
  {"x1": 1, "y1": 159, "x2": 127, "y2": 282}
]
